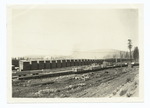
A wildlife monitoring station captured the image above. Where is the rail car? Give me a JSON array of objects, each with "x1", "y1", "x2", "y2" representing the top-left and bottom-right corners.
[
  {"x1": 72, "y1": 62, "x2": 138, "y2": 73},
  {"x1": 13, "y1": 62, "x2": 139, "y2": 80}
]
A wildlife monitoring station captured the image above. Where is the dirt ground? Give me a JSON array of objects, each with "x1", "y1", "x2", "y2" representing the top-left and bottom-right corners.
[{"x1": 12, "y1": 66, "x2": 139, "y2": 98}]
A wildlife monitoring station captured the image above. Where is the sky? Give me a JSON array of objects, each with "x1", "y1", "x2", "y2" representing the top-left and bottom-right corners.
[{"x1": 12, "y1": 8, "x2": 139, "y2": 57}]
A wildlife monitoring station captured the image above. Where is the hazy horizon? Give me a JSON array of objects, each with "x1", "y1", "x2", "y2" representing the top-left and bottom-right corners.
[{"x1": 12, "y1": 8, "x2": 139, "y2": 57}]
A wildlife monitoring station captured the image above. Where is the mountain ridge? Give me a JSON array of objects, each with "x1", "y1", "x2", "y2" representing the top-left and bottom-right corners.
[{"x1": 20, "y1": 48, "x2": 130, "y2": 59}]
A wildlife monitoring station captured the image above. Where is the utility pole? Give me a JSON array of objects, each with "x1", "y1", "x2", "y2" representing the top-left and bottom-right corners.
[
  {"x1": 115, "y1": 53, "x2": 117, "y2": 63},
  {"x1": 128, "y1": 39, "x2": 132, "y2": 63},
  {"x1": 120, "y1": 51, "x2": 122, "y2": 68}
]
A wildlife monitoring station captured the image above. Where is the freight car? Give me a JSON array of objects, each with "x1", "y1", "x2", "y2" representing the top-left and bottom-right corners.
[
  {"x1": 13, "y1": 60, "x2": 138, "y2": 80},
  {"x1": 72, "y1": 62, "x2": 132, "y2": 73}
]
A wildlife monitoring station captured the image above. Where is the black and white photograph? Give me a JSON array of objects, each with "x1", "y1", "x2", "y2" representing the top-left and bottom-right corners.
[{"x1": 7, "y1": 4, "x2": 144, "y2": 102}]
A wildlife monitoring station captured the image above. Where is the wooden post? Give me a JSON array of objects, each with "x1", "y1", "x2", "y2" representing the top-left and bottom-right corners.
[{"x1": 120, "y1": 52, "x2": 122, "y2": 69}]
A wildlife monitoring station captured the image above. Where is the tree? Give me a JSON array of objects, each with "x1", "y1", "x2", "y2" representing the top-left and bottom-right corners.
[
  {"x1": 133, "y1": 46, "x2": 139, "y2": 62},
  {"x1": 125, "y1": 52, "x2": 129, "y2": 59},
  {"x1": 122, "y1": 52, "x2": 125, "y2": 59},
  {"x1": 128, "y1": 39, "x2": 132, "y2": 62}
]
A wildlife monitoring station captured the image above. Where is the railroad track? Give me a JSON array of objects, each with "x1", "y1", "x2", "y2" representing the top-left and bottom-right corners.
[
  {"x1": 71, "y1": 68, "x2": 138, "y2": 98},
  {"x1": 13, "y1": 63, "x2": 139, "y2": 81}
]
